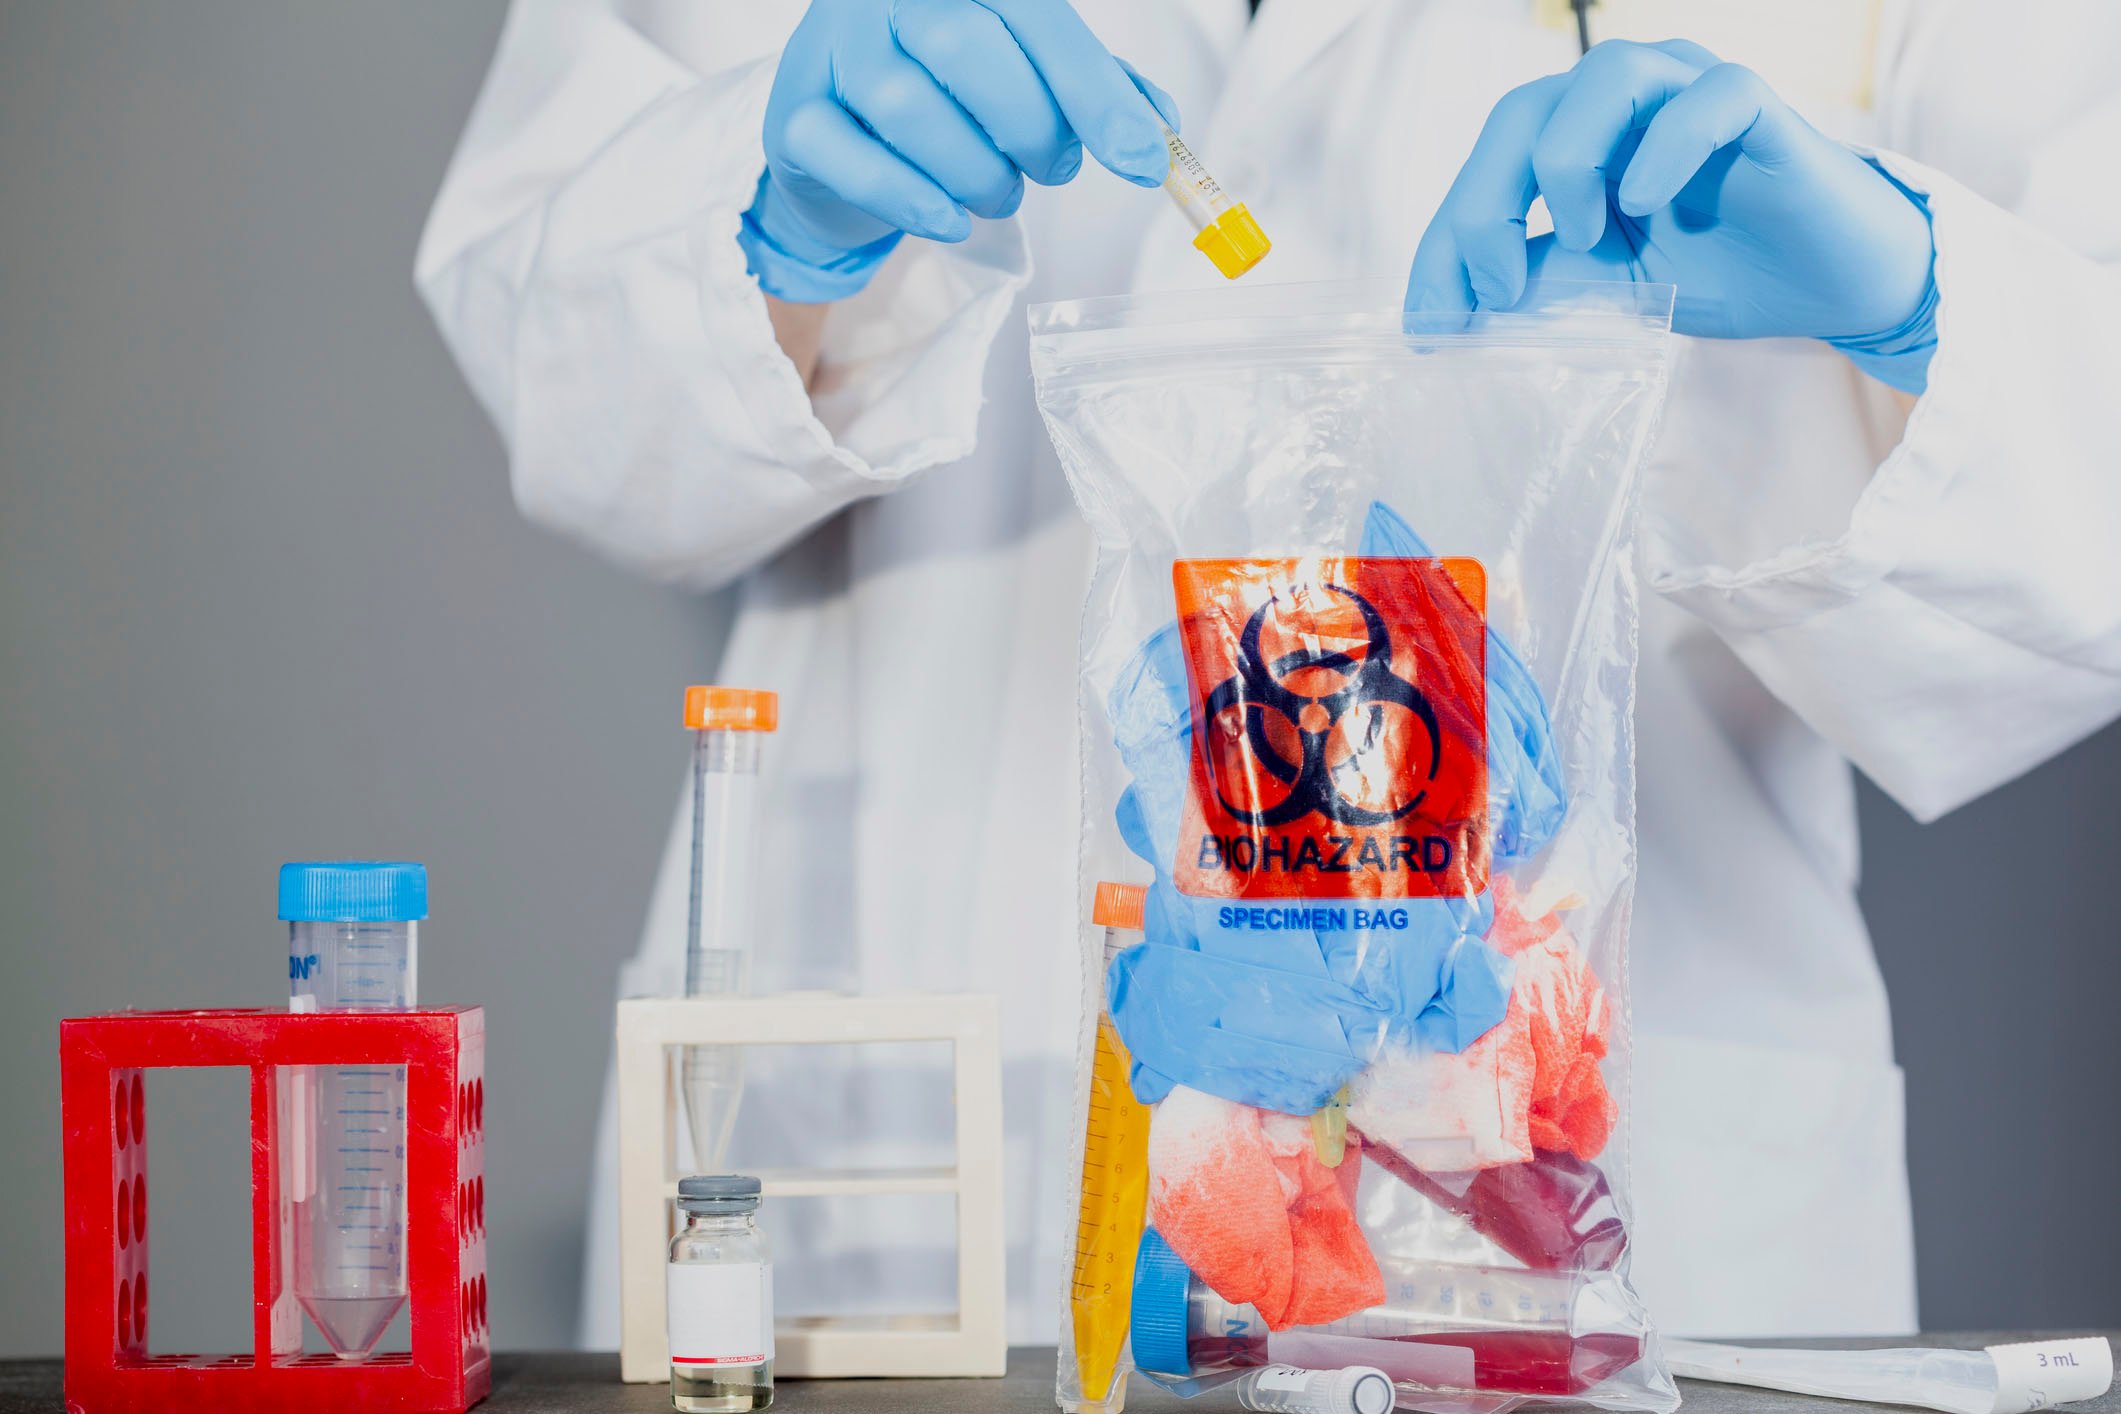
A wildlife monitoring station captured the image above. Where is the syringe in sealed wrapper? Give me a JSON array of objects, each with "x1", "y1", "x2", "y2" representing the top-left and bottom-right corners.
[
  {"x1": 1159, "y1": 125, "x2": 1271, "y2": 280},
  {"x1": 1666, "y1": 1338, "x2": 2115, "y2": 1414}
]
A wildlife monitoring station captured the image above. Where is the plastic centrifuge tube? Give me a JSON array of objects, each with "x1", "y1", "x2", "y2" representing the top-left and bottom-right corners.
[
  {"x1": 1160, "y1": 125, "x2": 1271, "y2": 280},
  {"x1": 680, "y1": 686, "x2": 778, "y2": 1172},
  {"x1": 1130, "y1": 1229, "x2": 1645, "y2": 1396},
  {"x1": 1234, "y1": 1363, "x2": 1396, "y2": 1414},
  {"x1": 281, "y1": 860, "x2": 427, "y2": 1360},
  {"x1": 1068, "y1": 882, "x2": 1152, "y2": 1412}
]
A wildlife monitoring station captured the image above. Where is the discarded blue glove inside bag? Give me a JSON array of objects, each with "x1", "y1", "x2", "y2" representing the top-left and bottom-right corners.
[{"x1": 1360, "y1": 501, "x2": 1569, "y2": 867}]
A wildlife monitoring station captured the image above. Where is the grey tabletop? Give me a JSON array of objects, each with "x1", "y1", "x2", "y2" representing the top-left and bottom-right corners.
[{"x1": 4, "y1": 1337, "x2": 2114, "y2": 1413}]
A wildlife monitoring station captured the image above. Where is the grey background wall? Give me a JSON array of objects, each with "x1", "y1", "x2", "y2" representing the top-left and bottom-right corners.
[
  {"x1": 2, "y1": 0, "x2": 2115, "y2": 1358},
  {"x1": 0, "y1": 0, "x2": 717, "y2": 1355}
]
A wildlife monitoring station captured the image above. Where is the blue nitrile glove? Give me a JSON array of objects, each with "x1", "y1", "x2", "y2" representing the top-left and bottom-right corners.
[
  {"x1": 1107, "y1": 825, "x2": 1511, "y2": 1111},
  {"x1": 743, "y1": 0, "x2": 1179, "y2": 302},
  {"x1": 1109, "y1": 834, "x2": 1512, "y2": 1110},
  {"x1": 1405, "y1": 39, "x2": 1938, "y2": 393},
  {"x1": 1110, "y1": 941, "x2": 1372, "y2": 1112},
  {"x1": 1359, "y1": 502, "x2": 1566, "y2": 865},
  {"x1": 1103, "y1": 592, "x2": 1514, "y2": 1114}
]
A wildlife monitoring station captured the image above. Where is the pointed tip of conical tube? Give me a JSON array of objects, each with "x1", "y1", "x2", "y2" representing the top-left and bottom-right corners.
[
  {"x1": 682, "y1": 1056, "x2": 745, "y2": 1172},
  {"x1": 302, "y1": 1294, "x2": 405, "y2": 1360}
]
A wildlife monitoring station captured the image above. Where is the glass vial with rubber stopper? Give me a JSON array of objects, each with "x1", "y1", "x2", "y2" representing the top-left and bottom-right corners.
[
  {"x1": 668, "y1": 1174, "x2": 773, "y2": 1411},
  {"x1": 680, "y1": 687, "x2": 778, "y2": 1171}
]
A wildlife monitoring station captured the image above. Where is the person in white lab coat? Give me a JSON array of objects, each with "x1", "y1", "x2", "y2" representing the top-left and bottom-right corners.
[{"x1": 416, "y1": 0, "x2": 2121, "y2": 1344}]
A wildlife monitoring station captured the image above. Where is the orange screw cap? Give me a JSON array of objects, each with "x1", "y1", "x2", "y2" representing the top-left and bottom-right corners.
[
  {"x1": 683, "y1": 686, "x2": 778, "y2": 732},
  {"x1": 1091, "y1": 881, "x2": 1148, "y2": 932}
]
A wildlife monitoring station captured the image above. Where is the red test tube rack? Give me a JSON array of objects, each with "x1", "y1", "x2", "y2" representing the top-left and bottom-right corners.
[{"x1": 61, "y1": 1007, "x2": 490, "y2": 1414}]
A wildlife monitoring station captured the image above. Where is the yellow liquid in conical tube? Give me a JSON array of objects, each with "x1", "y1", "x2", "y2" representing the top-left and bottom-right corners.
[{"x1": 1071, "y1": 1014, "x2": 1152, "y2": 1407}]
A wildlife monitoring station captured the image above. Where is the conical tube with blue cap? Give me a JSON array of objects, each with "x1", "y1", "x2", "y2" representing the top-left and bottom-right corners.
[{"x1": 281, "y1": 860, "x2": 426, "y2": 1360}]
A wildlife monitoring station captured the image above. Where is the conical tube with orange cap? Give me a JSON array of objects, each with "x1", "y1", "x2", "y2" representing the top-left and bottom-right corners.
[
  {"x1": 1066, "y1": 881, "x2": 1154, "y2": 1413},
  {"x1": 680, "y1": 686, "x2": 778, "y2": 1171}
]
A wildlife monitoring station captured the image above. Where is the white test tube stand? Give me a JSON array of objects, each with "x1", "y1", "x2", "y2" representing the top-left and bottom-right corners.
[{"x1": 615, "y1": 993, "x2": 1008, "y2": 1381}]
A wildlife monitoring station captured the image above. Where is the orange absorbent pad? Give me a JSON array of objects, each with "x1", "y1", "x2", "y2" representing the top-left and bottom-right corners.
[
  {"x1": 1145, "y1": 1085, "x2": 1385, "y2": 1330},
  {"x1": 1348, "y1": 876, "x2": 1615, "y2": 1170}
]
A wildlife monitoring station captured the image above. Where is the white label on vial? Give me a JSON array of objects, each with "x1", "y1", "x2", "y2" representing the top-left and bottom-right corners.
[
  {"x1": 668, "y1": 1262, "x2": 770, "y2": 1368},
  {"x1": 1988, "y1": 1339, "x2": 2113, "y2": 1413},
  {"x1": 1255, "y1": 1366, "x2": 1315, "y2": 1397}
]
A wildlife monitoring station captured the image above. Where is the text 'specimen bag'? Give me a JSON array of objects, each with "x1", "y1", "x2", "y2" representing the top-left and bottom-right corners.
[{"x1": 1030, "y1": 281, "x2": 1679, "y2": 1414}]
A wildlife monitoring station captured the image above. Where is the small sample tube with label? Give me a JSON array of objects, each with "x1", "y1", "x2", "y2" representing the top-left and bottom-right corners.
[
  {"x1": 668, "y1": 1174, "x2": 773, "y2": 1412},
  {"x1": 1235, "y1": 1363, "x2": 1396, "y2": 1414},
  {"x1": 1160, "y1": 125, "x2": 1271, "y2": 280}
]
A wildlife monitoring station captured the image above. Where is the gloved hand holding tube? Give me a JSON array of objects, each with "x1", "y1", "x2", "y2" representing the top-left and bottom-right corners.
[{"x1": 743, "y1": 0, "x2": 1180, "y2": 302}]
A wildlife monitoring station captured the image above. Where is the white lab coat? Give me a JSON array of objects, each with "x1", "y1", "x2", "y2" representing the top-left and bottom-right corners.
[{"x1": 417, "y1": 0, "x2": 2121, "y2": 1346}]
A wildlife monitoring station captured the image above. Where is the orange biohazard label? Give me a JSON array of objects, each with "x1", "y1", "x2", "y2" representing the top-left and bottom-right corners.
[{"x1": 1171, "y1": 558, "x2": 1488, "y2": 900}]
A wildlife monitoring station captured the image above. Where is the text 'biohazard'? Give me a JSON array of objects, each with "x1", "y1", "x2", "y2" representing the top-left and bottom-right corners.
[{"x1": 1172, "y1": 557, "x2": 1489, "y2": 900}]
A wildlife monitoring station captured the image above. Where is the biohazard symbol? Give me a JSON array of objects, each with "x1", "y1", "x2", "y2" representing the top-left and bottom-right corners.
[{"x1": 1200, "y1": 583, "x2": 1441, "y2": 829}]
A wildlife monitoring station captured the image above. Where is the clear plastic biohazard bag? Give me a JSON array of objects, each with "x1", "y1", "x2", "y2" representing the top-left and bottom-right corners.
[{"x1": 1029, "y1": 280, "x2": 1679, "y2": 1414}]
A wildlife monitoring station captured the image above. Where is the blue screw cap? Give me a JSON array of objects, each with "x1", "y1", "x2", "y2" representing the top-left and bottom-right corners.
[
  {"x1": 279, "y1": 862, "x2": 428, "y2": 922},
  {"x1": 1128, "y1": 1227, "x2": 1197, "y2": 1378}
]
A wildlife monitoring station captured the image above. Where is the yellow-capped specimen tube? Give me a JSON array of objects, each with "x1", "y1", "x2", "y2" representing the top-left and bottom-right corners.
[{"x1": 1160, "y1": 125, "x2": 1271, "y2": 280}]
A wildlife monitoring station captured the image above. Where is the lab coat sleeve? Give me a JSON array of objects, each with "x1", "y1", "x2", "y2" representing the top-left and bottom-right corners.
[
  {"x1": 413, "y1": 0, "x2": 1031, "y2": 590},
  {"x1": 1647, "y1": 122, "x2": 2121, "y2": 822}
]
